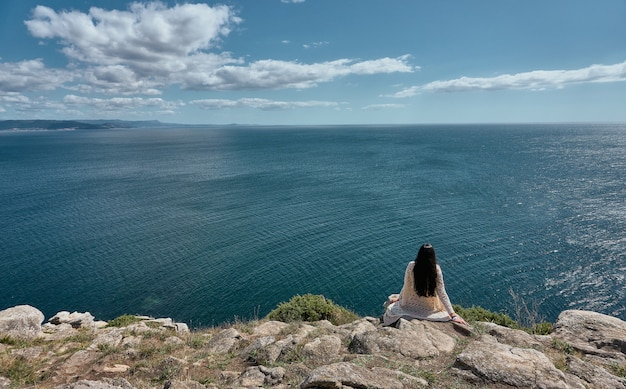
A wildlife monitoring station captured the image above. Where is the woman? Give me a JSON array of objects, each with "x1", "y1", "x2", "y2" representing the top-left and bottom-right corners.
[{"x1": 383, "y1": 243, "x2": 468, "y2": 326}]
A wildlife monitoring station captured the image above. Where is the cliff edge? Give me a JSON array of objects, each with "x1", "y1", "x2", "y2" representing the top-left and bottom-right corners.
[{"x1": 1, "y1": 305, "x2": 625, "y2": 388}]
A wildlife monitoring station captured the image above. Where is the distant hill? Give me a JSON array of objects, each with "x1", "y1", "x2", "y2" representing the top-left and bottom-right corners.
[{"x1": 0, "y1": 119, "x2": 184, "y2": 131}]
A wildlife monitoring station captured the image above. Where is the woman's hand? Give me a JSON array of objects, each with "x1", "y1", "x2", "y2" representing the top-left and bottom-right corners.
[{"x1": 450, "y1": 314, "x2": 468, "y2": 326}]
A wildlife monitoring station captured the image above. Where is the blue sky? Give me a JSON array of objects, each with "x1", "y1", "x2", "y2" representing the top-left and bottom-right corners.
[{"x1": 1, "y1": 0, "x2": 625, "y2": 125}]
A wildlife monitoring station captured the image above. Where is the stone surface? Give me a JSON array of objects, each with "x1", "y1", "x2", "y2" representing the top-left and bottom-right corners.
[
  {"x1": 349, "y1": 318, "x2": 456, "y2": 358},
  {"x1": 205, "y1": 327, "x2": 242, "y2": 354},
  {"x1": 552, "y1": 309, "x2": 626, "y2": 363},
  {"x1": 566, "y1": 354, "x2": 626, "y2": 389},
  {"x1": 0, "y1": 305, "x2": 45, "y2": 339},
  {"x1": 453, "y1": 335, "x2": 586, "y2": 388},
  {"x1": 300, "y1": 362, "x2": 404, "y2": 389},
  {"x1": 301, "y1": 335, "x2": 342, "y2": 363},
  {"x1": 2, "y1": 305, "x2": 624, "y2": 389},
  {"x1": 54, "y1": 378, "x2": 135, "y2": 389}
]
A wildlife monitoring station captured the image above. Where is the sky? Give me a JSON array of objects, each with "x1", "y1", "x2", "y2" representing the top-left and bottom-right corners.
[{"x1": 1, "y1": 0, "x2": 625, "y2": 125}]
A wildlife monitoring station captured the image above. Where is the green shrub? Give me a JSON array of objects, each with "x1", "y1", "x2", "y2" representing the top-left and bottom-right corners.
[
  {"x1": 267, "y1": 294, "x2": 359, "y2": 325},
  {"x1": 453, "y1": 304, "x2": 519, "y2": 328},
  {"x1": 107, "y1": 314, "x2": 142, "y2": 327},
  {"x1": 454, "y1": 304, "x2": 554, "y2": 334},
  {"x1": 529, "y1": 321, "x2": 553, "y2": 335}
]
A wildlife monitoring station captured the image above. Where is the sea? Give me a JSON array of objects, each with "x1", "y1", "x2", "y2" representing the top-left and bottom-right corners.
[{"x1": 1, "y1": 123, "x2": 625, "y2": 327}]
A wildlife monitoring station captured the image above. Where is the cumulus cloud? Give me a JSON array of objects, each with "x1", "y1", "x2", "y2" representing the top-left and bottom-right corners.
[
  {"x1": 63, "y1": 94, "x2": 182, "y2": 112},
  {"x1": 391, "y1": 61, "x2": 626, "y2": 97},
  {"x1": 25, "y1": 3, "x2": 240, "y2": 64},
  {"x1": 183, "y1": 56, "x2": 414, "y2": 90},
  {"x1": 0, "y1": 59, "x2": 73, "y2": 92},
  {"x1": 21, "y1": 2, "x2": 413, "y2": 95},
  {"x1": 191, "y1": 98, "x2": 339, "y2": 110}
]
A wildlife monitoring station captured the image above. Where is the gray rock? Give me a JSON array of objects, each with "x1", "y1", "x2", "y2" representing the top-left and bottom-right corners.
[
  {"x1": 479, "y1": 321, "x2": 546, "y2": 349},
  {"x1": 54, "y1": 378, "x2": 135, "y2": 388},
  {"x1": 454, "y1": 335, "x2": 586, "y2": 388},
  {"x1": 259, "y1": 365, "x2": 286, "y2": 385},
  {"x1": 53, "y1": 350, "x2": 100, "y2": 382},
  {"x1": 252, "y1": 320, "x2": 289, "y2": 336},
  {"x1": 338, "y1": 317, "x2": 378, "y2": 338},
  {"x1": 349, "y1": 318, "x2": 456, "y2": 358},
  {"x1": 237, "y1": 366, "x2": 267, "y2": 387},
  {"x1": 0, "y1": 305, "x2": 44, "y2": 339},
  {"x1": 566, "y1": 354, "x2": 626, "y2": 389},
  {"x1": 263, "y1": 334, "x2": 298, "y2": 364},
  {"x1": 371, "y1": 367, "x2": 428, "y2": 387},
  {"x1": 241, "y1": 335, "x2": 276, "y2": 361},
  {"x1": 0, "y1": 377, "x2": 11, "y2": 389},
  {"x1": 49, "y1": 311, "x2": 99, "y2": 329},
  {"x1": 300, "y1": 362, "x2": 404, "y2": 389},
  {"x1": 552, "y1": 310, "x2": 626, "y2": 362},
  {"x1": 163, "y1": 380, "x2": 205, "y2": 389},
  {"x1": 301, "y1": 335, "x2": 342, "y2": 363},
  {"x1": 206, "y1": 327, "x2": 242, "y2": 354}
]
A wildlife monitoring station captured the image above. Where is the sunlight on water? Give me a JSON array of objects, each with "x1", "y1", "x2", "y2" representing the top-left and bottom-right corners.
[{"x1": 1, "y1": 124, "x2": 625, "y2": 325}]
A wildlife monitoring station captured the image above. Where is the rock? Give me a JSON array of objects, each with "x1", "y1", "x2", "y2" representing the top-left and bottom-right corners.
[
  {"x1": 453, "y1": 335, "x2": 586, "y2": 388},
  {"x1": 259, "y1": 365, "x2": 286, "y2": 386},
  {"x1": 566, "y1": 354, "x2": 626, "y2": 389},
  {"x1": 241, "y1": 335, "x2": 276, "y2": 362},
  {"x1": 88, "y1": 329, "x2": 124, "y2": 351},
  {"x1": 205, "y1": 328, "x2": 241, "y2": 354},
  {"x1": 301, "y1": 335, "x2": 342, "y2": 363},
  {"x1": 163, "y1": 380, "x2": 206, "y2": 389},
  {"x1": 300, "y1": 362, "x2": 404, "y2": 389},
  {"x1": 252, "y1": 320, "x2": 290, "y2": 336},
  {"x1": 479, "y1": 321, "x2": 546, "y2": 349},
  {"x1": 101, "y1": 364, "x2": 131, "y2": 373},
  {"x1": 552, "y1": 310, "x2": 626, "y2": 362},
  {"x1": 237, "y1": 366, "x2": 267, "y2": 387},
  {"x1": 49, "y1": 311, "x2": 98, "y2": 329},
  {"x1": 0, "y1": 305, "x2": 45, "y2": 339},
  {"x1": 53, "y1": 350, "x2": 100, "y2": 383},
  {"x1": 144, "y1": 318, "x2": 189, "y2": 333},
  {"x1": 349, "y1": 318, "x2": 456, "y2": 358},
  {"x1": 338, "y1": 317, "x2": 378, "y2": 338},
  {"x1": 371, "y1": 367, "x2": 428, "y2": 387},
  {"x1": 54, "y1": 378, "x2": 135, "y2": 388},
  {"x1": 0, "y1": 377, "x2": 11, "y2": 389},
  {"x1": 261, "y1": 334, "x2": 298, "y2": 364}
]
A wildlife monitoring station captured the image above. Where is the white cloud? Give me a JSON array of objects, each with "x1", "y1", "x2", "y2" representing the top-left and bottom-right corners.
[
  {"x1": 391, "y1": 61, "x2": 626, "y2": 97},
  {"x1": 25, "y1": 3, "x2": 240, "y2": 64},
  {"x1": 183, "y1": 56, "x2": 414, "y2": 90},
  {"x1": 281, "y1": 0, "x2": 306, "y2": 3},
  {"x1": 362, "y1": 103, "x2": 405, "y2": 111},
  {"x1": 0, "y1": 92, "x2": 31, "y2": 104},
  {"x1": 63, "y1": 94, "x2": 182, "y2": 111},
  {"x1": 22, "y1": 2, "x2": 413, "y2": 94},
  {"x1": 0, "y1": 59, "x2": 73, "y2": 92},
  {"x1": 191, "y1": 98, "x2": 339, "y2": 110}
]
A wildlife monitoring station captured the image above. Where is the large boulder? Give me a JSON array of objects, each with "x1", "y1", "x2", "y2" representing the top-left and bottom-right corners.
[
  {"x1": 453, "y1": 335, "x2": 586, "y2": 388},
  {"x1": 300, "y1": 362, "x2": 404, "y2": 389},
  {"x1": 0, "y1": 305, "x2": 45, "y2": 339},
  {"x1": 348, "y1": 318, "x2": 456, "y2": 358},
  {"x1": 552, "y1": 310, "x2": 626, "y2": 363}
]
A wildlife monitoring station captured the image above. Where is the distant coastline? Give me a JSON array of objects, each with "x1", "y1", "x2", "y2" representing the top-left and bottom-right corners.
[{"x1": 0, "y1": 119, "x2": 193, "y2": 131}]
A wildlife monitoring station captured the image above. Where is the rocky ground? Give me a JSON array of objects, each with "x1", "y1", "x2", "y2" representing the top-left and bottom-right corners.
[{"x1": 1, "y1": 305, "x2": 625, "y2": 388}]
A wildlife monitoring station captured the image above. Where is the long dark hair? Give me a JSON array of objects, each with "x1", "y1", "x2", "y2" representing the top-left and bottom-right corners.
[{"x1": 413, "y1": 243, "x2": 438, "y2": 297}]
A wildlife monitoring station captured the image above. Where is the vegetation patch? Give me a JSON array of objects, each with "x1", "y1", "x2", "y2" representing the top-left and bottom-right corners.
[
  {"x1": 267, "y1": 294, "x2": 359, "y2": 325},
  {"x1": 107, "y1": 314, "x2": 143, "y2": 327}
]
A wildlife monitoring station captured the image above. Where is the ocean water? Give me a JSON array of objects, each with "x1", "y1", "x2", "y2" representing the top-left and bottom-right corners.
[{"x1": 1, "y1": 124, "x2": 625, "y2": 327}]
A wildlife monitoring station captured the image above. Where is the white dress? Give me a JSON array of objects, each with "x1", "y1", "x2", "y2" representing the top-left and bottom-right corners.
[{"x1": 383, "y1": 262, "x2": 455, "y2": 326}]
